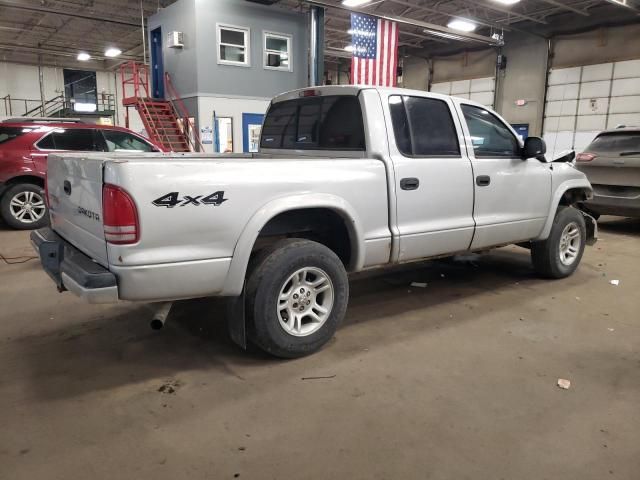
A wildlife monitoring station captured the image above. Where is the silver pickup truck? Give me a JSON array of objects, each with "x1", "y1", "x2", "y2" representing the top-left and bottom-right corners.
[{"x1": 32, "y1": 86, "x2": 596, "y2": 357}]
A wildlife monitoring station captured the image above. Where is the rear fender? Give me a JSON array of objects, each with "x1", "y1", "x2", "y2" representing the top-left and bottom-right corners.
[{"x1": 220, "y1": 193, "x2": 365, "y2": 296}]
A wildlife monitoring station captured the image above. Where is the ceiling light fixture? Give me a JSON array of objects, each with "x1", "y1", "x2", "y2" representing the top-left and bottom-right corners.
[
  {"x1": 77, "y1": 52, "x2": 91, "y2": 61},
  {"x1": 344, "y1": 45, "x2": 355, "y2": 52},
  {"x1": 104, "y1": 47, "x2": 122, "y2": 57},
  {"x1": 447, "y1": 19, "x2": 477, "y2": 32},
  {"x1": 492, "y1": 0, "x2": 521, "y2": 4},
  {"x1": 342, "y1": 0, "x2": 373, "y2": 7}
]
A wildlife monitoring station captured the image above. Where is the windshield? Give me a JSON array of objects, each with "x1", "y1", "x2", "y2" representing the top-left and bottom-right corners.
[{"x1": 260, "y1": 95, "x2": 365, "y2": 151}]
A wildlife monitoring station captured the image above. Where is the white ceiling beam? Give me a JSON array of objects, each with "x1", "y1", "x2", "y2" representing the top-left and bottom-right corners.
[
  {"x1": 305, "y1": 0, "x2": 503, "y2": 45},
  {"x1": 537, "y1": 0, "x2": 591, "y2": 16}
]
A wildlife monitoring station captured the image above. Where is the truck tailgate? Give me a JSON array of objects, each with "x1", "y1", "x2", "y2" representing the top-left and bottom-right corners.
[{"x1": 47, "y1": 154, "x2": 108, "y2": 266}]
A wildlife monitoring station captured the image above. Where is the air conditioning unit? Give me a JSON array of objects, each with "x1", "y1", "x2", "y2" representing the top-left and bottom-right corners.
[{"x1": 167, "y1": 31, "x2": 184, "y2": 49}]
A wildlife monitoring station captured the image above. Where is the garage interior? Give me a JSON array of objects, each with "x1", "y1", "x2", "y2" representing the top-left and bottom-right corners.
[{"x1": 1, "y1": 0, "x2": 639, "y2": 479}]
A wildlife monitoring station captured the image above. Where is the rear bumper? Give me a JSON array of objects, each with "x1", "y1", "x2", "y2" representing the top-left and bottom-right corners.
[
  {"x1": 31, "y1": 228, "x2": 233, "y2": 303},
  {"x1": 30, "y1": 228, "x2": 119, "y2": 304},
  {"x1": 583, "y1": 185, "x2": 640, "y2": 217}
]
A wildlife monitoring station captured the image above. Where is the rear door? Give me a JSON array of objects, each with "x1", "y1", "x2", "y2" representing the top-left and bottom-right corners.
[
  {"x1": 386, "y1": 93, "x2": 475, "y2": 261},
  {"x1": 47, "y1": 151, "x2": 108, "y2": 265},
  {"x1": 457, "y1": 103, "x2": 552, "y2": 249}
]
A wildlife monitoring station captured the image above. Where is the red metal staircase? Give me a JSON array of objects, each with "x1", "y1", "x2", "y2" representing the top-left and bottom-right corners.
[{"x1": 120, "y1": 61, "x2": 202, "y2": 152}]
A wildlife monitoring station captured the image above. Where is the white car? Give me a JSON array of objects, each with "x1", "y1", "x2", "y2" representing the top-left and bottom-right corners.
[{"x1": 32, "y1": 86, "x2": 596, "y2": 357}]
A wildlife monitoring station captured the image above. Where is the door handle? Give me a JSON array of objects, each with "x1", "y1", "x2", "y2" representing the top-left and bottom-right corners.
[
  {"x1": 476, "y1": 175, "x2": 491, "y2": 187},
  {"x1": 63, "y1": 180, "x2": 72, "y2": 195},
  {"x1": 400, "y1": 177, "x2": 420, "y2": 190}
]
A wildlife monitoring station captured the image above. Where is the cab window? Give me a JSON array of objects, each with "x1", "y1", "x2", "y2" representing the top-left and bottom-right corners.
[
  {"x1": 261, "y1": 95, "x2": 365, "y2": 151},
  {"x1": 461, "y1": 105, "x2": 520, "y2": 158}
]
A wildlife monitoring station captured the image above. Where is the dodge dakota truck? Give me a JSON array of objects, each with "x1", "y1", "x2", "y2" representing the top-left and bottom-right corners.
[{"x1": 31, "y1": 86, "x2": 596, "y2": 358}]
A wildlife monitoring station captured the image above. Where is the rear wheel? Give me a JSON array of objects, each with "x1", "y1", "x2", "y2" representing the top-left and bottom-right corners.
[
  {"x1": 0, "y1": 183, "x2": 48, "y2": 230},
  {"x1": 245, "y1": 239, "x2": 348, "y2": 358},
  {"x1": 531, "y1": 206, "x2": 586, "y2": 278}
]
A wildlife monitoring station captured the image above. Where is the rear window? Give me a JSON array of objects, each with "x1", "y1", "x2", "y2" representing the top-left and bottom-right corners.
[
  {"x1": 260, "y1": 95, "x2": 365, "y2": 151},
  {"x1": 587, "y1": 132, "x2": 640, "y2": 154},
  {"x1": 0, "y1": 126, "x2": 36, "y2": 145},
  {"x1": 36, "y1": 129, "x2": 99, "y2": 151}
]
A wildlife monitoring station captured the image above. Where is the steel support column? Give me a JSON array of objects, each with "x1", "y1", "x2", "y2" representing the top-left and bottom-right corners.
[{"x1": 310, "y1": 6, "x2": 325, "y2": 86}]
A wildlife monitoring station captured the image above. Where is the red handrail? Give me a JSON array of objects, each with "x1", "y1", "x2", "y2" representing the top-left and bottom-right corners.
[
  {"x1": 165, "y1": 72, "x2": 204, "y2": 153},
  {"x1": 120, "y1": 61, "x2": 151, "y2": 100}
]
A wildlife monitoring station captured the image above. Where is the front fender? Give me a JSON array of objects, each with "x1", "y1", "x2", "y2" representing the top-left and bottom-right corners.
[
  {"x1": 534, "y1": 178, "x2": 593, "y2": 241},
  {"x1": 220, "y1": 193, "x2": 365, "y2": 296}
]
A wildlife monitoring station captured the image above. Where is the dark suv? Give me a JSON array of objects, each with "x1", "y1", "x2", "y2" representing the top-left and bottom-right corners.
[
  {"x1": 576, "y1": 127, "x2": 640, "y2": 219},
  {"x1": 0, "y1": 120, "x2": 162, "y2": 229}
]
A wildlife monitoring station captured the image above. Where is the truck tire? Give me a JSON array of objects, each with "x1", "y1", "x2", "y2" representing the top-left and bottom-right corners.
[
  {"x1": 0, "y1": 183, "x2": 48, "y2": 230},
  {"x1": 245, "y1": 238, "x2": 349, "y2": 358},
  {"x1": 531, "y1": 206, "x2": 586, "y2": 279}
]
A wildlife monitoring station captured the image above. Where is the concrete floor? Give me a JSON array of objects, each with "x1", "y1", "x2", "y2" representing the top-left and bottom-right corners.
[{"x1": 0, "y1": 218, "x2": 638, "y2": 480}]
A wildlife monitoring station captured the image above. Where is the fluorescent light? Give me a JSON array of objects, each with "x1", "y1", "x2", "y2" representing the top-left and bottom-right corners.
[
  {"x1": 344, "y1": 45, "x2": 354, "y2": 52},
  {"x1": 73, "y1": 103, "x2": 97, "y2": 113},
  {"x1": 77, "y1": 52, "x2": 91, "y2": 61},
  {"x1": 492, "y1": 0, "x2": 521, "y2": 4},
  {"x1": 104, "y1": 47, "x2": 122, "y2": 57},
  {"x1": 342, "y1": 0, "x2": 373, "y2": 7},
  {"x1": 447, "y1": 19, "x2": 477, "y2": 32}
]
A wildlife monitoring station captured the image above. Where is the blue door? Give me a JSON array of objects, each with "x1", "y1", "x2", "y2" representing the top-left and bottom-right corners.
[
  {"x1": 511, "y1": 123, "x2": 529, "y2": 141},
  {"x1": 151, "y1": 27, "x2": 164, "y2": 98},
  {"x1": 242, "y1": 113, "x2": 264, "y2": 153}
]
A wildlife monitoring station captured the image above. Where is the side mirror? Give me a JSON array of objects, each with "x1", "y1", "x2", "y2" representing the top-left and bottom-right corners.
[{"x1": 523, "y1": 136, "x2": 546, "y2": 161}]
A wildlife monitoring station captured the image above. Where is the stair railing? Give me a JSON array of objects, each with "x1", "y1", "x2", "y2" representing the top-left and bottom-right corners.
[{"x1": 165, "y1": 72, "x2": 204, "y2": 152}]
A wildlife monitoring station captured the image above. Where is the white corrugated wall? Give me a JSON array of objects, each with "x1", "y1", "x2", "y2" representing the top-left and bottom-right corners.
[
  {"x1": 543, "y1": 59, "x2": 640, "y2": 157},
  {"x1": 430, "y1": 77, "x2": 496, "y2": 110}
]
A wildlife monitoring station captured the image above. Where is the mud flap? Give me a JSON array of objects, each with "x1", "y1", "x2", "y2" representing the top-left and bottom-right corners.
[
  {"x1": 580, "y1": 211, "x2": 598, "y2": 246},
  {"x1": 226, "y1": 285, "x2": 247, "y2": 350}
]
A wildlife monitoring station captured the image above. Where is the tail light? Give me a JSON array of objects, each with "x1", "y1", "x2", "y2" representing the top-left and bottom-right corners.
[
  {"x1": 102, "y1": 184, "x2": 139, "y2": 244},
  {"x1": 576, "y1": 152, "x2": 596, "y2": 162}
]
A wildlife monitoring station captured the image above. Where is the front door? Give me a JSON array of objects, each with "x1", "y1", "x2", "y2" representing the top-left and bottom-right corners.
[
  {"x1": 151, "y1": 27, "x2": 164, "y2": 98},
  {"x1": 242, "y1": 113, "x2": 264, "y2": 153},
  {"x1": 457, "y1": 103, "x2": 552, "y2": 249},
  {"x1": 387, "y1": 94, "x2": 476, "y2": 262}
]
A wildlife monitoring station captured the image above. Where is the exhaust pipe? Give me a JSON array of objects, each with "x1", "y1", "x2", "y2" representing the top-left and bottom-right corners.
[{"x1": 150, "y1": 302, "x2": 173, "y2": 330}]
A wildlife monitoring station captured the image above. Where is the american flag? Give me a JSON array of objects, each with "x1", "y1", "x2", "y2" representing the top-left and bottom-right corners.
[{"x1": 350, "y1": 13, "x2": 398, "y2": 87}]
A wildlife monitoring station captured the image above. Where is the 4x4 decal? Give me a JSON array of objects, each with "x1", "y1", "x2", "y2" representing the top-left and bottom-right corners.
[{"x1": 152, "y1": 191, "x2": 227, "y2": 208}]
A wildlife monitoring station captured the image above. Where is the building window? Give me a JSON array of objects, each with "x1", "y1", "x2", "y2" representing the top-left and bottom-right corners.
[
  {"x1": 263, "y1": 32, "x2": 292, "y2": 72},
  {"x1": 217, "y1": 24, "x2": 250, "y2": 67}
]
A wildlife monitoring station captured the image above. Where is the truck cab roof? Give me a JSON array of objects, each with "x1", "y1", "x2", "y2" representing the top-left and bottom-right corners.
[{"x1": 271, "y1": 85, "x2": 488, "y2": 111}]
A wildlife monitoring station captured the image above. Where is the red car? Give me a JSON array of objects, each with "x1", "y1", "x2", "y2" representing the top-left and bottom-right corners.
[{"x1": 0, "y1": 120, "x2": 163, "y2": 229}]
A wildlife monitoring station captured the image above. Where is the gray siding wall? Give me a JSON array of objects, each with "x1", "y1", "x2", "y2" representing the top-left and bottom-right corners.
[
  {"x1": 148, "y1": 0, "x2": 198, "y2": 97},
  {"x1": 149, "y1": 0, "x2": 309, "y2": 100}
]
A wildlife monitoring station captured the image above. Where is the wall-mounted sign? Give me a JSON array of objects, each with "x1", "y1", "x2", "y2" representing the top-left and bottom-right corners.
[{"x1": 201, "y1": 126, "x2": 213, "y2": 144}]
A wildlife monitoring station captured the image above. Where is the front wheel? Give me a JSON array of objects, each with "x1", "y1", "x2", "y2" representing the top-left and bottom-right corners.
[
  {"x1": 0, "y1": 183, "x2": 48, "y2": 230},
  {"x1": 531, "y1": 206, "x2": 586, "y2": 278},
  {"x1": 245, "y1": 239, "x2": 349, "y2": 358}
]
